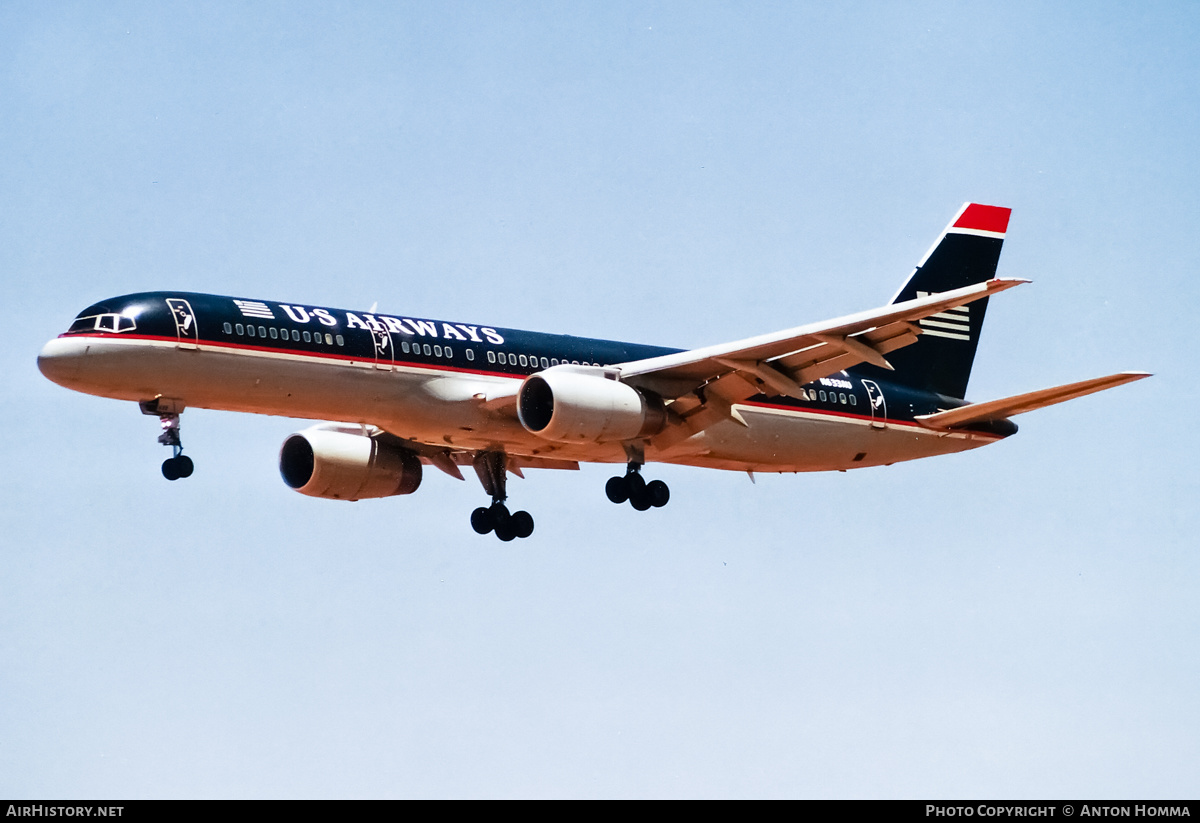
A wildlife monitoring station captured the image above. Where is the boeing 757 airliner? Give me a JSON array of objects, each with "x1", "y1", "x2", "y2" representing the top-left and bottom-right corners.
[{"x1": 38, "y1": 204, "x2": 1148, "y2": 540}]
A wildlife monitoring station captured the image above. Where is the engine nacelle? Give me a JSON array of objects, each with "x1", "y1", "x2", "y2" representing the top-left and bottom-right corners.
[
  {"x1": 279, "y1": 426, "x2": 422, "y2": 501},
  {"x1": 517, "y1": 367, "x2": 666, "y2": 444}
]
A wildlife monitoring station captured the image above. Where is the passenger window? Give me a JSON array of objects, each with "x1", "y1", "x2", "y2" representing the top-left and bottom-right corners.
[
  {"x1": 839, "y1": 393, "x2": 846, "y2": 404},
  {"x1": 292, "y1": 330, "x2": 300, "y2": 341},
  {"x1": 325, "y1": 333, "x2": 333, "y2": 345},
  {"x1": 223, "y1": 322, "x2": 232, "y2": 334},
  {"x1": 401, "y1": 341, "x2": 410, "y2": 353},
  {"x1": 487, "y1": 351, "x2": 495, "y2": 364},
  {"x1": 551, "y1": 358, "x2": 559, "y2": 366},
  {"x1": 248, "y1": 326, "x2": 256, "y2": 337},
  {"x1": 236, "y1": 323, "x2": 245, "y2": 335},
  {"x1": 258, "y1": 326, "x2": 267, "y2": 337},
  {"x1": 499, "y1": 352, "x2": 507, "y2": 364},
  {"x1": 540, "y1": 357, "x2": 549, "y2": 368},
  {"x1": 519, "y1": 354, "x2": 528, "y2": 367},
  {"x1": 466, "y1": 349, "x2": 474, "y2": 361},
  {"x1": 269, "y1": 328, "x2": 278, "y2": 339},
  {"x1": 819, "y1": 390, "x2": 827, "y2": 401},
  {"x1": 434, "y1": 345, "x2": 443, "y2": 357},
  {"x1": 422, "y1": 344, "x2": 431, "y2": 356},
  {"x1": 444, "y1": 346, "x2": 453, "y2": 358},
  {"x1": 303, "y1": 330, "x2": 311, "y2": 343},
  {"x1": 335, "y1": 335, "x2": 344, "y2": 346},
  {"x1": 850, "y1": 394, "x2": 857, "y2": 405}
]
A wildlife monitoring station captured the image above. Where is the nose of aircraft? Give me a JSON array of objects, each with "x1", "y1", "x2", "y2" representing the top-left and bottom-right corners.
[{"x1": 37, "y1": 336, "x2": 88, "y2": 388}]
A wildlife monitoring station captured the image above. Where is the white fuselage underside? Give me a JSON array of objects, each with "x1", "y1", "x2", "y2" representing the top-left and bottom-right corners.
[{"x1": 40, "y1": 335, "x2": 998, "y2": 473}]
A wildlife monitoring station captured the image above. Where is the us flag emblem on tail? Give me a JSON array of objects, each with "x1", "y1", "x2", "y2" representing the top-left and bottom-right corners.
[{"x1": 916, "y1": 292, "x2": 971, "y2": 340}]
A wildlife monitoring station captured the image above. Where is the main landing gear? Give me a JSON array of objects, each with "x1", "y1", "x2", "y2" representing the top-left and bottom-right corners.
[
  {"x1": 469, "y1": 451, "x2": 534, "y2": 541},
  {"x1": 140, "y1": 399, "x2": 193, "y2": 481},
  {"x1": 605, "y1": 463, "x2": 669, "y2": 511}
]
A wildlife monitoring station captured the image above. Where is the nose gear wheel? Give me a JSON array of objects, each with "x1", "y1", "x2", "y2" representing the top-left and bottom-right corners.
[{"x1": 140, "y1": 399, "x2": 194, "y2": 481}]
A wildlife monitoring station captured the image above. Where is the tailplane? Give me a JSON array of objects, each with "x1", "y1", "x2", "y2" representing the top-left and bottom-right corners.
[
  {"x1": 874, "y1": 203, "x2": 1012, "y2": 399},
  {"x1": 914, "y1": 372, "x2": 1151, "y2": 430}
]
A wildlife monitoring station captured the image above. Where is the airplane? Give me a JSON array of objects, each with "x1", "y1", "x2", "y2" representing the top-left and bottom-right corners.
[{"x1": 37, "y1": 203, "x2": 1148, "y2": 541}]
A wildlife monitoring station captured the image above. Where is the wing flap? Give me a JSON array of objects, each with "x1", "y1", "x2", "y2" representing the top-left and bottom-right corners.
[
  {"x1": 507, "y1": 455, "x2": 581, "y2": 471},
  {"x1": 771, "y1": 322, "x2": 919, "y2": 386},
  {"x1": 915, "y1": 372, "x2": 1151, "y2": 430},
  {"x1": 441, "y1": 451, "x2": 580, "y2": 471}
]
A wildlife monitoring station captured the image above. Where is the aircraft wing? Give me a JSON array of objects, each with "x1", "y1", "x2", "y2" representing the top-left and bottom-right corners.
[
  {"x1": 373, "y1": 426, "x2": 579, "y2": 479},
  {"x1": 617, "y1": 278, "x2": 1027, "y2": 406},
  {"x1": 914, "y1": 371, "x2": 1151, "y2": 430}
]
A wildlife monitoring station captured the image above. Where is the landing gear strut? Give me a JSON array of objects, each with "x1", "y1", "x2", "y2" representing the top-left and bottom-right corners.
[
  {"x1": 140, "y1": 399, "x2": 193, "y2": 481},
  {"x1": 605, "y1": 462, "x2": 669, "y2": 511},
  {"x1": 469, "y1": 451, "x2": 534, "y2": 541}
]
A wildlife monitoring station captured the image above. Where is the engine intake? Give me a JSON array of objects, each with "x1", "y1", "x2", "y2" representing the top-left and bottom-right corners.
[
  {"x1": 518, "y1": 367, "x2": 666, "y2": 444},
  {"x1": 279, "y1": 426, "x2": 422, "y2": 500}
]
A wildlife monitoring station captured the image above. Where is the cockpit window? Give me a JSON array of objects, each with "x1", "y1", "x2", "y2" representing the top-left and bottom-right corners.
[{"x1": 67, "y1": 313, "x2": 137, "y2": 334}]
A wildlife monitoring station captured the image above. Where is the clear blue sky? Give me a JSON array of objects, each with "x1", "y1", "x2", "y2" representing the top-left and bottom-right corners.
[{"x1": 2, "y1": 1, "x2": 1196, "y2": 798}]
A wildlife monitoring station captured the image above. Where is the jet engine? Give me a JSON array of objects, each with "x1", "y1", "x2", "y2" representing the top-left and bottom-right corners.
[
  {"x1": 517, "y1": 367, "x2": 666, "y2": 444},
  {"x1": 279, "y1": 425, "x2": 422, "y2": 501}
]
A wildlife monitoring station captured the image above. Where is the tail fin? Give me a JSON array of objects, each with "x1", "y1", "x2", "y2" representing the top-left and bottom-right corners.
[{"x1": 876, "y1": 203, "x2": 1012, "y2": 399}]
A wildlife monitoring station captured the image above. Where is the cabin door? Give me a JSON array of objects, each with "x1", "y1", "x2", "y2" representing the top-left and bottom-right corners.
[
  {"x1": 166, "y1": 298, "x2": 199, "y2": 350},
  {"x1": 371, "y1": 327, "x2": 394, "y2": 371},
  {"x1": 861, "y1": 379, "x2": 887, "y2": 429}
]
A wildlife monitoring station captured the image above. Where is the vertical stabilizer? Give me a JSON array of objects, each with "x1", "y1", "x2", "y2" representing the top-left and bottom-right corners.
[{"x1": 873, "y1": 203, "x2": 1012, "y2": 399}]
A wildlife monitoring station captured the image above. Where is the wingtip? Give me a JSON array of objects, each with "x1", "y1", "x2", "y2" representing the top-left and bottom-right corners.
[{"x1": 989, "y1": 277, "x2": 1032, "y2": 292}]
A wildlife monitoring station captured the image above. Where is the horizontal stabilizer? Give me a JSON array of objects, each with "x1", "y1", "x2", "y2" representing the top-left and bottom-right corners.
[{"x1": 915, "y1": 372, "x2": 1151, "y2": 430}]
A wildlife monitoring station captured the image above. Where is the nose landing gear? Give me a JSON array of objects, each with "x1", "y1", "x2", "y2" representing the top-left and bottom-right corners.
[
  {"x1": 140, "y1": 398, "x2": 193, "y2": 481},
  {"x1": 605, "y1": 463, "x2": 669, "y2": 511}
]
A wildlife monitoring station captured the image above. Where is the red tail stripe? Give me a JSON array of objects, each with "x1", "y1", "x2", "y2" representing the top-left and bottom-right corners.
[{"x1": 954, "y1": 203, "x2": 1011, "y2": 234}]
